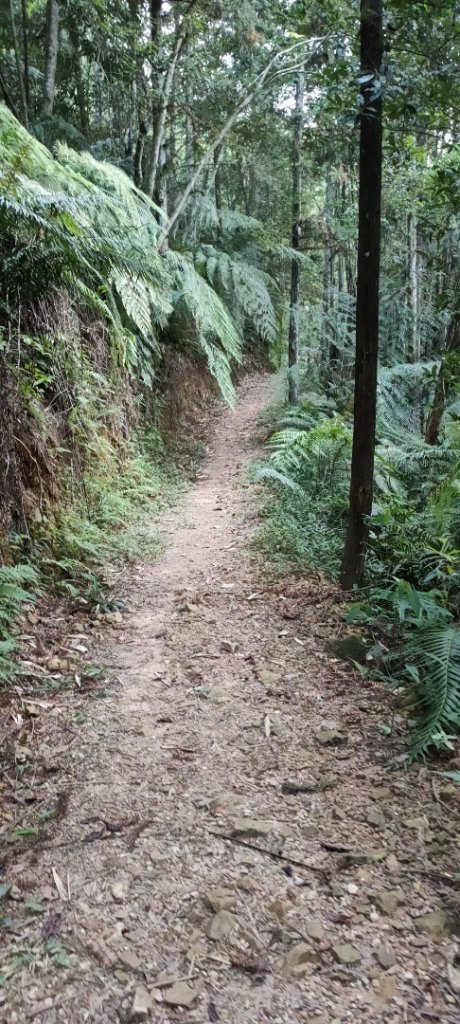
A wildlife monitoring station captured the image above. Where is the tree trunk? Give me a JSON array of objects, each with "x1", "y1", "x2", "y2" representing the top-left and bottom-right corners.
[
  {"x1": 425, "y1": 317, "x2": 460, "y2": 444},
  {"x1": 340, "y1": 0, "x2": 383, "y2": 590},
  {"x1": 185, "y1": 83, "x2": 195, "y2": 178},
  {"x1": 408, "y1": 211, "x2": 420, "y2": 360},
  {"x1": 42, "y1": 0, "x2": 60, "y2": 117},
  {"x1": 161, "y1": 36, "x2": 320, "y2": 246},
  {"x1": 20, "y1": 0, "x2": 30, "y2": 113},
  {"x1": 288, "y1": 69, "x2": 305, "y2": 406},
  {"x1": 424, "y1": 361, "x2": 447, "y2": 446},
  {"x1": 67, "y1": 16, "x2": 89, "y2": 134},
  {"x1": 143, "y1": 4, "x2": 189, "y2": 198},
  {"x1": 9, "y1": 0, "x2": 28, "y2": 126}
]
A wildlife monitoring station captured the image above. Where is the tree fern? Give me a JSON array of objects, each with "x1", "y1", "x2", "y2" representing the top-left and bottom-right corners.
[{"x1": 0, "y1": 104, "x2": 248, "y2": 402}]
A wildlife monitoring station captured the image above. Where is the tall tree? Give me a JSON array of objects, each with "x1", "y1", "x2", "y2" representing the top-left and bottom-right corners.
[
  {"x1": 340, "y1": 0, "x2": 383, "y2": 590},
  {"x1": 8, "y1": 0, "x2": 27, "y2": 126},
  {"x1": 288, "y1": 68, "x2": 305, "y2": 406},
  {"x1": 42, "y1": 0, "x2": 60, "y2": 117}
]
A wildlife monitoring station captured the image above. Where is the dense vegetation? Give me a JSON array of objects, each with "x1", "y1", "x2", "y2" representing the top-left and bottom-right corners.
[{"x1": 1, "y1": 1, "x2": 460, "y2": 759}]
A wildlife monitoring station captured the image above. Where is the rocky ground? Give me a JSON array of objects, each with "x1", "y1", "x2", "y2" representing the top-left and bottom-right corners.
[{"x1": 1, "y1": 374, "x2": 460, "y2": 1024}]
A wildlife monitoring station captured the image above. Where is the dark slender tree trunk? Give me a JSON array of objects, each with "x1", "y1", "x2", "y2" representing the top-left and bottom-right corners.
[
  {"x1": 42, "y1": 0, "x2": 60, "y2": 117},
  {"x1": 9, "y1": 0, "x2": 28, "y2": 125},
  {"x1": 288, "y1": 69, "x2": 305, "y2": 406},
  {"x1": 20, "y1": 0, "x2": 30, "y2": 113},
  {"x1": 340, "y1": 0, "x2": 383, "y2": 590}
]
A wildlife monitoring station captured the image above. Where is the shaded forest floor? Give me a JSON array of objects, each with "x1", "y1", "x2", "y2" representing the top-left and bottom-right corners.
[{"x1": 1, "y1": 375, "x2": 460, "y2": 1024}]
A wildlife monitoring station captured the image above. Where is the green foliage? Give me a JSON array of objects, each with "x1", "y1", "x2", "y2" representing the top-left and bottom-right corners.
[
  {"x1": 258, "y1": 362, "x2": 460, "y2": 758},
  {"x1": 0, "y1": 106, "x2": 250, "y2": 402},
  {"x1": 398, "y1": 626, "x2": 460, "y2": 760},
  {"x1": 29, "y1": 442, "x2": 179, "y2": 599},
  {"x1": 0, "y1": 565, "x2": 38, "y2": 684},
  {"x1": 255, "y1": 408, "x2": 351, "y2": 577}
]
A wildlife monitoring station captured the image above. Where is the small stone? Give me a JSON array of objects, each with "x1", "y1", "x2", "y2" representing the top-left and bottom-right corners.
[
  {"x1": 373, "y1": 891, "x2": 401, "y2": 915},
  {"x1": 332, "y1": 942, "x2": 361, "y2": 965},
  {"x1": 237, "y1": 874, "x2": 259, "y2": 894},
  {"x1": 415, "y1": 909, "x2": 449, "y2": 935},
  {"x1": 281, "y1": 942, "x2": 317, "y2": 979},
  {"x1": 206, "y1": 910, "x2": 237, "y2": 940},
  {"x1": 105, "y1": 610, "x2": 123, "y2": 624},
  {"x1": 347, "y1": 883, "x2": 359, "y2": 895},
  {"x1": 268, "y1": 899, "x2": 286, "y2": 921},
  {"x1": 130, "y1": 987, "x2": 152, "y2": 1020},
  {"x1": 163, "y1": 982, "x2": 197, "y2": 1008},
  {"x1": 326, "y1": 635, "x2": 368, "y2": 663},
  {"x1": 303, "y1": 919, "x2": 325, "y2": 941},
  {"x1": 258, "y1": 669, "x2": 281, "y2": 686},
  {"x1": 410, "y1": 935, "x2": 428, "y2": 948},
  {"x1": 204, "y1": 889, "x2": 235, "y2": 913},
  {"x1": 367, "y1": 807, "x2": 386, "y2": 828},
  {"x1": 385, "y1": 853, "x2": 400, "y2": 873},
  {"x1": 447, "y1": 962, "x2": 460, "y2": 993},
  {"x1": 118, "y1": 950, "x2": 141, "y2": 970},
  {"x1": 232, "y1": 818, "x2": 273, "y2": 838},
  {"x1": 315, "y1": 726, "x2": 347, "y2": 746},
  {"x1": 375, "y1": 944, "x2": 397, "y2": 970},
  {"x1": 112, "y1": 882, "x2": 127, "y2": 902},
  {"x1": 221, "y1": 640, "x2": 238, "y2": 653},
  {"x1": 404, "y1": 816, "x2": 426, "y2": 830},
  {"x1": 47, "y1": 656, "x2": 62, "y2": 672}
]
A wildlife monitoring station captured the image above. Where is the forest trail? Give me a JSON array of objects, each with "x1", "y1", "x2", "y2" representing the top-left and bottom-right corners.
[{"x1": 3, "y1": 375, "x2": 458, "y2": 1024}]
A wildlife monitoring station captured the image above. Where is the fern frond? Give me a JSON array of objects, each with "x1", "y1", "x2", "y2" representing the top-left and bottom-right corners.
[{"x1": 404, "y1": 625, "x2": 460, "y2": 758}]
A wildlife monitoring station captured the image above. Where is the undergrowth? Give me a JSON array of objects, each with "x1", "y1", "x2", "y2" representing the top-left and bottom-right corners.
[
  {"x1": 256, "y1": 365, "x2": 460, "y2": 760},
  {"x1": 1, "y1": 434, "x2": 186, "y2": 685}
]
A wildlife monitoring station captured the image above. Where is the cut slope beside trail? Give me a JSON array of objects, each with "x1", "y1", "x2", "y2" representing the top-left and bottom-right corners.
[{"x1": 2, "y1": 374, "x2": 459, "y2": 1024}]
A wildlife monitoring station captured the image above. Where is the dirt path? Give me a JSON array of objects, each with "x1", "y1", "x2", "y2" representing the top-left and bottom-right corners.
[{"x1": 2, "y1": 375, "x2": 459, "y2": 1024}]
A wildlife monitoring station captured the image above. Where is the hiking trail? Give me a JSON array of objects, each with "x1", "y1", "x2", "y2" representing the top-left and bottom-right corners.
[{"x1": 2, "y1": 374, "x2": 458, "y2": 1024}]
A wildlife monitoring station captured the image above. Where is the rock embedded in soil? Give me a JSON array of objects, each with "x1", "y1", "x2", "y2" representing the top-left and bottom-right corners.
[
  {"x1": 375, "y1": 944, "x2": 397, "y2": 970},
  {"x1": 415, "y1": 909, "x2": 449, "y2": 934},
  {"x1": 332, "y1": 942, "x2": 362, "y2": 965},
  {"x1": 163, "y1": 982, "x2": 197, "y2": 1008},
  {"x1": 303, "y1": 919, "x2": 325, "y2": 941},
  {"x1": 280, "y1": 942, "x2": 317, "y2": 980},
  {"x1": 231, "y1": 817, "x2": 274, "y2": 838},
  {"x1": 203, "y1": 888, "x2": 235, "y2": 913},
  {"x1": 112, "y1": 882, "x2": 127, "y2": 902},
  {"x1": 206, "y1": 910, "x2": 237, "y2": 940},
  {"x1": 130, "y1": 987, "x2": 152, "y2": 1020},
  {"x1": 366, "y1": 807, "x2": 386, "y2": 828},
  {"x1": 315, "y1": 724, "x2": 348, "y2": 746},
  {"x1": 257, "y1": 669, "x2": 281, "y2": 687},
  {"x1": 118, "y1": 949, "x2": 141, "y2": 970},
  {"x1": 373, "y1": 891, "x2": 401, "y2": 915}
]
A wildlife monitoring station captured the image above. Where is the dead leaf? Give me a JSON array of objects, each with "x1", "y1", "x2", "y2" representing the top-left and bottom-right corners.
[{"x1": 52, "y1": 867, "x2": 68, "y2": 902}]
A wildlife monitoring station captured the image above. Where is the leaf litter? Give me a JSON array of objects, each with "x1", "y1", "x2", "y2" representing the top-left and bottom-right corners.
[{"x1": 0, "y1": 375, "x2": 459, "y2": 1023}]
